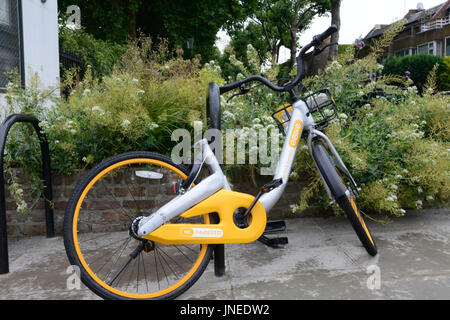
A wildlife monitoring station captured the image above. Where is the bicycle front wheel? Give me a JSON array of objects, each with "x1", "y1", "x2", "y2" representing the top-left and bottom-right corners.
[
  {"x1": 312, "y1": 141, "x2": 377, "y2": 256},
  {"x1": 63, "y1": 151, "x2": 213, "y2": 300}
]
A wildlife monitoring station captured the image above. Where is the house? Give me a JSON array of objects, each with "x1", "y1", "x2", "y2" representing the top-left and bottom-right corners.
[
  {"x1": 363, "y1": 1, "x2": 450, "y2": 58},
  {"x1": 0, "y1": 0, "x2": 59, "y2": 95}
]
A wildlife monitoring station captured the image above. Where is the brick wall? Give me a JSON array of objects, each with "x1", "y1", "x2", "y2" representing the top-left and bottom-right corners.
[{"x1": 3, "y1": 168, "x2": 331, "y2": 238}]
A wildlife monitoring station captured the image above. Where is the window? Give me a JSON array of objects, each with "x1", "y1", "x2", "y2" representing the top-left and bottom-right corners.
[
  {"x1": 395, "y1": 48, "x2": 417, "y2": 57},
  {"x1": 0, "y1": 0, "x2": 22, "y2": 92},
  {"x1": 417, "y1": 41, "x2": 442, "y2": 56},
  {"x1": 418, "y1": 43, "x2": 429, "y2": 55},
  {"x1": 395, "y1": 49, "x2": 408, "y2": 57},
  {"x1": 428, "y1": 42, "x2": 434, "y2": 55},
  {"x1": 0, "y1": 0, "x2": 10, "y2": 25},
  {"x1": 446, "y1": 37, "x2": 450, "y2": 56},
  {"x1": 435, "y1": 41, "x2": 442, "y2": 57}
]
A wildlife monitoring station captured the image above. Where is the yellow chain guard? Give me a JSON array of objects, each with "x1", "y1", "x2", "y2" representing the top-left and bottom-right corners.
[{"x1": 142, "y1": 189, "x2": 267, "y2": 244}]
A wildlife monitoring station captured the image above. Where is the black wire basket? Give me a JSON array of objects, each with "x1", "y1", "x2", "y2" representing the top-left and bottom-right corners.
[
  {"x1": 271, "y1": 103, "x2": 293, "y2": 136},
  {"x1": 302, "y1": 88, "x2": 338, "y2": 129}
]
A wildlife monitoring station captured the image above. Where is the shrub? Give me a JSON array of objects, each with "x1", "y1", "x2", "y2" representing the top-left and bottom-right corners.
[
  {"x1": 438, "y1": 56, "x2": 450, "y2": 91},
  {"x1": 290, "y1": 23, "x2": 450, "y2": 217},
  {"x1": 3, "y1": 25, "x2": 449, "y2": 219},
  {"x1": 218, "y1": 44, "x2": 287, "y2": 179},
  {"x1": 211, "y1": 20, "x2": 449, "y2": 218},
  {"x1": 382, "y1": 54, "x2": 446, "y2": 91},
  {"x1": 2, "y1": 35, "x2": 223, "y2": 214},
  {"x1": 59, "y1": 23, "x2": 126, "y2": 79}
]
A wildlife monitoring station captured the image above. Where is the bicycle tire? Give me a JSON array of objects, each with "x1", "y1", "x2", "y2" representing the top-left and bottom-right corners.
[
  {"x1": 63, "y1": 151, "x2": 213, "y2": 300},
  {"x1": 312, "y1": 141, "x2": 378, "y2": 256}
]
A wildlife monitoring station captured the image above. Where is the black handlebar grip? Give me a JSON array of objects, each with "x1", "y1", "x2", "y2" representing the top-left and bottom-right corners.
[
  {"x1": 219, "y1": 80, "x2": 245, "y2": 94},
  {"x1": 312, "y1": 25, "x2": 338, "y2": 45}
]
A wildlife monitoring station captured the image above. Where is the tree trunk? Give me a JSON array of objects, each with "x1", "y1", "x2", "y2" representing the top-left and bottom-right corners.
[
  {"x1": 289, "y1": 29, "x2": 297, "y2": 68},
  {"x1": 128, "y1": 9, "x2": 137, "y2": 39},
  {"x1": 328, "y1": 0, "x2": 341, "y2": 61}
]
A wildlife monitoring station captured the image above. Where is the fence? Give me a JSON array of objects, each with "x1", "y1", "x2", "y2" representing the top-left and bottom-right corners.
[{"x1": 420, "y1": 16, "x2": 450, "y2": 32}]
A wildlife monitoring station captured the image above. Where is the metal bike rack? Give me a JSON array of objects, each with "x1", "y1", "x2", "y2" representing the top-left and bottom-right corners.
[{"x1": 0, "y1": 114, "x2": 54, "y2": 274}]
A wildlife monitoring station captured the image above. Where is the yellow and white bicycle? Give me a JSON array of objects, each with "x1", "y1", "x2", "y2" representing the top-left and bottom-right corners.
[{"x1": 63, "y1": 25, "x2": 377, "y2": 300}]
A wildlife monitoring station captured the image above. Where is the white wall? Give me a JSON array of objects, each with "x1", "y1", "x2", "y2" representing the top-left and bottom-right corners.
[{"x1": 21, "y1": 0, "x2": 59, "y2": 89}]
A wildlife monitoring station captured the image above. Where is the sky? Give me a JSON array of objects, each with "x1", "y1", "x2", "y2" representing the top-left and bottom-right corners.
[{"x1": 216, "y1": 0, "x2": 446, "y2": 62}]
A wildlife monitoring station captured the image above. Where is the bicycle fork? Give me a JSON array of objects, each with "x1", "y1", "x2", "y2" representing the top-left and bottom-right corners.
[{"x1": 307, "y1": 129, "x2": 359, "y2": 203}]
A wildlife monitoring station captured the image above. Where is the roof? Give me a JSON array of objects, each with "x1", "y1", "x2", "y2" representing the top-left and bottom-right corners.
[
  {"x1": 364, "y1": 0, "x2": 450, "y2": 40},
  {"x1": 364, "y1": 25, "x2": 389, "y2": 40},
  {"x1": 404, "y1": 2, "x2": 447, "y2": 24}
]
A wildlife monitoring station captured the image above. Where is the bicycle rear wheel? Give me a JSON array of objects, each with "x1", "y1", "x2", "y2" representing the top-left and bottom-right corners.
[
  {"x1": 312, "y1": 141, "x2": 377, "y2": 256},
  {"x1": 63, "y1": 151, "x2": 213, "y2": 299}
]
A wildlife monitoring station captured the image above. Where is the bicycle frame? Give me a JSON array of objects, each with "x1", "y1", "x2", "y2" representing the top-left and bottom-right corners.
[{"x1": 137, "y1": 98, "x2": 353, "y2": 244}]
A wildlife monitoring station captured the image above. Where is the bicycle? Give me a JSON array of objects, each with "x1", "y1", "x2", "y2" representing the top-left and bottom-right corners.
[{"x1": 63, "y1": 25, "x2": 377, "y2": 300}]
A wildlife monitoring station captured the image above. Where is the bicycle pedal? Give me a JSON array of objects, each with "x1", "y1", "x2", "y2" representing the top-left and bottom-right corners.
[
  {"x1": 264, "y1": 221, "x2": 286, "y2": 234},
  {"x1": 258, "y1": 235, "x2": 288, "y2": 248}
]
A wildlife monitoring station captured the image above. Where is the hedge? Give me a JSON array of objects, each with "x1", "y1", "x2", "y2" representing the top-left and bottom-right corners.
[{"x1": 382, "y1": 54, "x2": 450, "y2": 91}]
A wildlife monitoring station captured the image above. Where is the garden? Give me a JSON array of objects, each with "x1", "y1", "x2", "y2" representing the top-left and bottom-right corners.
[{"x1": 1, "y1": 17, "x2": 449, "y2": 231}]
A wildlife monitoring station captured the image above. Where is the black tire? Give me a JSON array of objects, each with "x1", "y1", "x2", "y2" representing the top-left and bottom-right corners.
[
  {"x1": 63, "y1": 151, "x2": 213, "y2": 300},
  {"x1": 312, "y1": 141, "x2": 378, "y2": 256}
]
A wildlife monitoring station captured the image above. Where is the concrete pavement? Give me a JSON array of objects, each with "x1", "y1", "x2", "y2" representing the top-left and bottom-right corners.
[{"x1": 0, "y1": 208, "x2": 449, "y2": 300}]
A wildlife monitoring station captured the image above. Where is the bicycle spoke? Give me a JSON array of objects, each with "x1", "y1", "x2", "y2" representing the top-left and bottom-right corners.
[
  {"x1": 155, "y1": 247, "x2": 170, "y2": 287},
  {"x1": 141, "y1": 252, "x2": 149, "y2": 292},
  {"x1": 136, "y1": 252, "x2": 141, "y2": 292},
  {"x1": 99, "y1": 178, "x2": 134, "y2": 220},
  {"x1": 157, "y1": 246, "x2": 181, "y2": 279},
  {"x1": 153, "y1": 246, "x2": 161, "y2": 291},
  {"x1": 173, "y1": 245, "x2": 194, "y2": 263},
  {"x1": 90, "y1": 236, "x2": 131, "y2": 269}
]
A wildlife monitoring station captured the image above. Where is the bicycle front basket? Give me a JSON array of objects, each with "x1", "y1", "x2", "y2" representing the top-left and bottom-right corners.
[{"x1": 303, "y1": 89, "x2": 338, "y2": 129}]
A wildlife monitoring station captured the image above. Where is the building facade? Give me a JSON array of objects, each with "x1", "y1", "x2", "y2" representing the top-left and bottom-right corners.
[
  {"x1": 364, "y1": 1, "x2": 450, "y2": 59},
  {"x1": 0, "y1": 0, "x2": 59, "y2": 94}
]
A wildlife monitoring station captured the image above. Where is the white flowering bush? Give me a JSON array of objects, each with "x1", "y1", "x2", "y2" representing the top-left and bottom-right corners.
[
  {"x1": 218, "y1": 26, "x2": 448, "y2": 217},
  {"x1": 219, "y1": 44, "x2": 286, "y2": 179},
  {"x1": 291, "y1": 21, "x2": 450, "y2": 217}
]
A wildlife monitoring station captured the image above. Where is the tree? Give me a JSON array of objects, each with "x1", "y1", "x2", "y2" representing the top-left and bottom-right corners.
[
  {"x1": 58, "y1": 0, "x2": 142, "y2": 43},
  {"x1": 328, "y1": 0, "x2": 341, "y2": 61},
  {"x1": 226, "y1": 0, "x2": 331, "y2": 68},
  {"x1": 58, "y1": 0, "x2": 244, "y2": 62}
]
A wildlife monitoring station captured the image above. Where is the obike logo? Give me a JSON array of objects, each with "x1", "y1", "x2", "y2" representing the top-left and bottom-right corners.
[
  {"x1": 288, "y1": 120, "x2": 303, "y2": 148},
  {"x1": 180, "y1": 227, "x2": 224, "y2": 238}
]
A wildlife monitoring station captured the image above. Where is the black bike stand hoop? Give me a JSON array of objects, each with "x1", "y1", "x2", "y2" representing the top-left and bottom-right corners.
[{"x1": 0, "y1": 114, "x2": 55, "y2": 274}]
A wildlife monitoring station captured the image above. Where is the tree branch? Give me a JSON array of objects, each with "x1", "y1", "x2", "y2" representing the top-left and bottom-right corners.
[
  {"x1": 295, "y1": 3, "x2": 322, "y2": 29},
  {"x1": 265, "y1": 2, "x2": 290, "y2": 29}
]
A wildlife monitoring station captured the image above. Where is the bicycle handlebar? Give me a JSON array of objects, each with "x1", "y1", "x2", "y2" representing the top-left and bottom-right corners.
[
  {"x1": 219, "y1": 25, "x2": 338, "y2": 96},
  {"x1": 219, "y1": 75, "x2": 285, "y2": 94}
]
